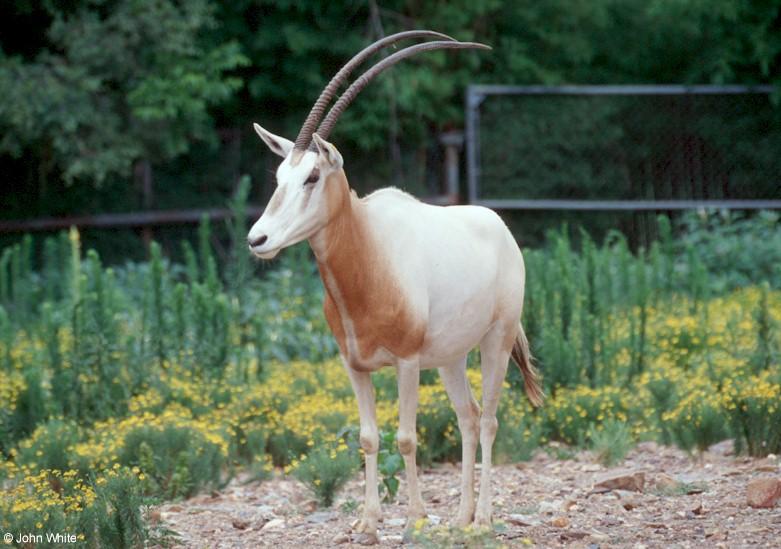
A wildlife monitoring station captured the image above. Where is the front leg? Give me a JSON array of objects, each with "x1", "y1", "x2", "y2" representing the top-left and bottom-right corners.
[
  {"x1": 397, "y1": 360, "x2": 426, "y2": 523},
  {"x1": 344, "y1": 362, "x2": 381, "y2": 543}
]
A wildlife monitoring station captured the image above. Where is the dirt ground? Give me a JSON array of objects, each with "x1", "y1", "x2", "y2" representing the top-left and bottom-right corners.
[{"x1": 154, "y1": 441, "x2": 781, "y2": 548}]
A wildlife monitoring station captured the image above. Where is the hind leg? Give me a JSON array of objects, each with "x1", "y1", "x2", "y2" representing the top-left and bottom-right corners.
[
  {"x1": 439, "y1": 357, "x2": 480, "y2": 526},
  {"x1": 474, "y1": 325, "x2": 513, "y2": 527}
]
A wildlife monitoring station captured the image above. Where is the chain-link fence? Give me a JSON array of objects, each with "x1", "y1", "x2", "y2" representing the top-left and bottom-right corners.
[{"x1": 466, "y1": 85, "x2": 781, "y2": 211}]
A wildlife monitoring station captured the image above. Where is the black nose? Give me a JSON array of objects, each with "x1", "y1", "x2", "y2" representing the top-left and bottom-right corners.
[{"x1": 248, "y1": 235, "x2": 268, "y2": 247}]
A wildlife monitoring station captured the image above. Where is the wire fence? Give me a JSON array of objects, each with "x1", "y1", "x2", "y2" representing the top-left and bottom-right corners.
[{"x1": 466, "y1": 85, "x2": 781, "y2": 211}]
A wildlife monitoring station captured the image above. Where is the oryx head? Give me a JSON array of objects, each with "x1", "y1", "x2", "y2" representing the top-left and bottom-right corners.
[{"x1": 247, "y1": 31, "x2": 489, "y2": 259}]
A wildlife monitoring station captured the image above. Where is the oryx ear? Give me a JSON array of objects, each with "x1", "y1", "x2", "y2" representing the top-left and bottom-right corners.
[
  {"x1": 312, "y1": 133, "x2": 343, "y2": 169},
  {"x1": 253, "y1": 123, "x2": 294, "y2": 158}
]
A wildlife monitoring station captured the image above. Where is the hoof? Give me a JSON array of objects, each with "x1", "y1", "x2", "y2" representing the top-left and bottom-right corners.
[
  {"x1": 406, "y1": 505, "x2": 427, "y2": 523},
  {"x1": 353, "y1": 516, "x2": 378, "y2": 535},
  {"x1": 354, "y1": 532, "x2": 379, "y2": 545},
  {"x1": 473, "y1": 512, "x2": 492, "y2": 529},
  {"x1": 452, "y1": 513, "x2": 474, "y2": 528}
]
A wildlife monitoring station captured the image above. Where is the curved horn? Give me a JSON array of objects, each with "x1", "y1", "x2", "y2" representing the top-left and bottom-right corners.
[
  {"x1": 314, "y1": 41, "x2": 490, "y2": 145},
  {"x1": 293, "y1": 30, "x2": 456, "y2": 151}
]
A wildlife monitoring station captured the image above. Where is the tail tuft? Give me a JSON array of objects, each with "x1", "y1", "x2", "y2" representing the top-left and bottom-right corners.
[{"x1": 511, "y1": 325, "x2": 544, "y2": 407}]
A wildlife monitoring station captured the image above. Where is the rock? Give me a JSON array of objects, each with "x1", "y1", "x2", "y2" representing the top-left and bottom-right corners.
[
  {"x1": 331, "y1": 534, "x2": 350, "y2": 544},
  {"x1": 507, "y1": 514, "x2": 541, "y2": 527},
  {"x1": 558, "y1": 530, "x2": 588, "y2": 541},
  {"x1": 651, "y1": 473, "x2": 679, "y2": 492},
  {"x1": 261, "y1": 518, "x2": 285, "y2": 531},
  {"x1": 385, "y1": 518, "x2": 406, "y2": 527},
  {"x1": 231, "y1": 519, "x2": 250, "y2": 530},
  {"x1": 616, "y1": 490, "x2": 640, "y2": 510},
  {"x1": 301, "y1": 499, "x2": 318, "y2": 513},
  {"x1": 427, "y1": 514, "x2": 442, "y2": 525},
  {"x1": 691, "y1": 502, "x2": 705, "y2": 516},
  {"x1": 550, "y1": 516, "x2": 569, "y2": 528},
  {"x1": 753, "y1": 459, "x2": 780, "y2": 473},
  {"x1": 306, "y1": 511, "x2": 337, "y2": 524},
  {"x1": 746, "y1": 477, "x2": 781, "y2": 508},
  {"x1": 562, "y1": 499, "x2": 578, "y2": 511},
  {"x1": 592, "y1": 471, "x2": 645, "y2": 493},
  {"x1": 708, "y1": 439, "x2": 735, "y2": 456},
  {"x1": 538, "y1": 500, "x2": 562, "y2": 514}
]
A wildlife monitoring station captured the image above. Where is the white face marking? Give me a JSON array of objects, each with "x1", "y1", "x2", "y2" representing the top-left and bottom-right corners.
[{"x1": 248, "y1": 150, "x2": 327, "y2": 259}]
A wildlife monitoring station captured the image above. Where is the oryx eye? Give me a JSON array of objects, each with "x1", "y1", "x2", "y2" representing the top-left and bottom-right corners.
[{"x1": 305, "y1": 169, "x2": 320, "y2": 185}]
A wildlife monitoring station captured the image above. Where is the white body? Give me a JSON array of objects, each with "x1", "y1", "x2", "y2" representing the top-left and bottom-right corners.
[{"x1": 248, "y1": 125, "x2": 539, "y2": 538}]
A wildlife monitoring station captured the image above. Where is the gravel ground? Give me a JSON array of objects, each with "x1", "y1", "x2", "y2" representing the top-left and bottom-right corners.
[{"x1": 153, "y1": 442, "x2": 781, "y2": 548}]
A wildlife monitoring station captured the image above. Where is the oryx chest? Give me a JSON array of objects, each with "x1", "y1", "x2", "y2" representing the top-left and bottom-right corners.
[{"x1": 318, "y1": 262, "x2": 426, "y2": 371}]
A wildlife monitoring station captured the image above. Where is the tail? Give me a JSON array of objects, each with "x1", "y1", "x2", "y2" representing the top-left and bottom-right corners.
[{"x1": 510, "y1": 324, "x2": 544, "y2": 407}]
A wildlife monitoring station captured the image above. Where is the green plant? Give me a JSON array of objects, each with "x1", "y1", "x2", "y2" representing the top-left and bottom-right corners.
[
  {"x1": 13, "y1": 419, "x2": 81, "y2": 472},
  {"x1": 663, "y1": 383, "x2": 728, "y2": 454},
  {"x1": 119, "y1": 425, "x2": 227, "y2": 499},
  {"x1": 723, "y1": 374, "x2": 781, "y2": 457},
  {"x1": 292, "y1": 440, "x2": 359, "y2": 507},
  {"x1": 377, "y1": 430, "x2": 404, "y2": 503},
  {"x1": 589, "y1": 420, "x2": 634, "y2": 467},
  {"x1": 90, "y1": 468, "x2": 150, "y2": 549},
  {"x1": 406, "y1": 521, "x2": 507, "y2": 549}
]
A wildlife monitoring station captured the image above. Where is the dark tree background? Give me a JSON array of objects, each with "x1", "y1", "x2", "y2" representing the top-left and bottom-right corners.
[{"x1": 1, "y1": 0, "x2": 779, "y2": 256}]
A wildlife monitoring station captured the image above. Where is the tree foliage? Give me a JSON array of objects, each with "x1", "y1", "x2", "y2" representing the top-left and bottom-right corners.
[
  {"x1": 0, "y1": 0, "x2": 247, "y2": 186},
  {"x1": 0, "y1": 0, "x2": 778, "y2": 214}
]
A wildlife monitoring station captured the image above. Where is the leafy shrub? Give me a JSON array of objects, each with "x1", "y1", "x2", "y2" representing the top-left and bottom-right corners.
[
  {"x1": 119, "y1": 424, "x2": 227, "y2": 499},
  {"x1": 662, "y1": 381, "x2": 728, "y2": 453},
  {"x1": 722, "y1": 373, "x2": 781, "y2": 457},
  {"x1": 494, "y1": 401, "x2": 542, "y2": 463},
  {"x1": 590, "y1": 420, "x2": 634, "y2": 467},
  {"x1": 377, "y1": 431, "x2": 404, "y2": 503},
  {"x1": 13, "y1": 419, "x2": 81, "y2": 472},
  {"x1": 0, "y1": 467, "x2": 149, "y2": 549},
  {"x1": 543, "y1": 385, "x2": 633, "y2": 445},
  {"x1": 291, "y1": 439, "x2": 359, "y2": 507},
  {"x1": 675, "y1": 210, "x2": 781, "y2": 292}
]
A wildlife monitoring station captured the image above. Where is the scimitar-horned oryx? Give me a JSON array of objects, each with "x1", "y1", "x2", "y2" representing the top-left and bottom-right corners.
[{"x1": 247, "y1": 30, "x2": 543, "y2": 541}]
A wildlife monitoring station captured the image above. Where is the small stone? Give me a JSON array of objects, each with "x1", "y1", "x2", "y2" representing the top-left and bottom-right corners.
[
  {"x1": 307, "y1": 511, "x2": 336, "y2": 524},
  {"x1": 231, "y1": 519, "x2": 250, "y2": 530},
  {"x1": 550, "y1": 516, "x2": 569, "y2": 528},
  {"x1": 385, "y1": 518, "x2": 406, "y2": 527},
  {"x1": 538, "y1": 500, "x2": 561, "y2": 514},
  {"x1": 507, "y1": 514, "x2": 542, "y2": 527},
  {"x1": 261, "y1": 518, "x2": 285, "y2": 531},
  {"x1": 708, "y1": 439, "x2": 734, "y2": 456},
  {"x1": 691, "y1": 502, "x2": 705, "y2": 516},
  {"x1": 652, "y1": 473, "x2": 679, "y2": 492},
  {"x1": 562, "y1": 499, "x2": 578, "y2": 511},
  {"x1": 331, "y1": 534, "x2": 350, "y2": 544},
  {"x1": 427, "y1": 514, "x2": 442, "y2": 525},
  {"x1": 592, "y1": 471, "x2": 645, "y2": 493},
  {"x1": 558, "y1": 530, "x2": 588, "y2": 541},
  {"x1": 746, "y1": 477, "x2": 781, "y2": 508}
]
